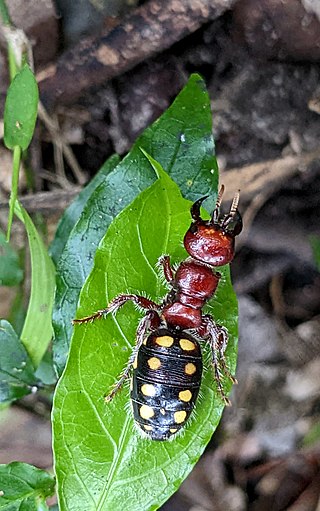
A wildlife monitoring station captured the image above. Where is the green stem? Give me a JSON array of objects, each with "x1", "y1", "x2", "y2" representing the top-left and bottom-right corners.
[
  {"x1": 8, "y1": 43, "x2": 17, "y2": 80},
  {"x1": 0, "y1": 0, "x2": 10, "y2": 25},
  {"x1": 7, "y1": 145, "x2": 22, "y2": 241},
  {"x1": 0, "y1": 0, "x2": 18, "y2": 80}
]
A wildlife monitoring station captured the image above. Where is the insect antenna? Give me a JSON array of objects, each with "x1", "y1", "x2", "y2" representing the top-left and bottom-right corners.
[
  {"x1": 211, "y1": 184, "x2": 225, "y2": 224},
  {"x1": 221, "y1": 190, "x2": 241, "y2": 230}
]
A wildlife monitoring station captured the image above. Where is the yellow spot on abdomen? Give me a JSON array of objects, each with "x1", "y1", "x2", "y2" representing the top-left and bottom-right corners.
[
  {"x1": 139, "y1": 404, "x2": 154, "y2": 419},
  {"x1": 148, "y1": 357, "x2": 161, "y2": 370},
  {"x1": 185, "y1": 362, "x2": 197, "y2": 375},
  {"x1": 179, "y1": 338, "x2": 196, "y2": 351},
  {"x1": 133, "y1": 356, "x2": 138, "y2": 369},
  {"x1": 170, "y1": 428, "x2": 178, "y2": 434},
  {"x1": 155, "y1": 335, "x2": 174, "y2": 347},
  {"x1": 174, "y1": 410, "x2": 187, "y2": 424},
  {"x1": 141, "y1": 384, "x2": 156, "y2": 397},
  {"x1": 143, "y1": 424, "x2": 153, "y2": 431},
  {"x1": 179, "y1": 389, "x2": 192, "y2": 402}
]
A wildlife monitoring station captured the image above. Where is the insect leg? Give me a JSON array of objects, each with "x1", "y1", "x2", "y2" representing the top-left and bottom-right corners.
[
  {"x1": 73, "y1": 294, "x2": 160, "y2": 324},
  {"x1": 214, "y1": 324, "x2": 238, "y2": 385},
  {"x1": 158, "y1": 255, "x2": 175, "y2": 285},
  {"x1": 198, "y1": 315, "x2": 236, "y2": 405},
  {"x1": 105, "y1": 310, "x2": 161, "y2": 402}
]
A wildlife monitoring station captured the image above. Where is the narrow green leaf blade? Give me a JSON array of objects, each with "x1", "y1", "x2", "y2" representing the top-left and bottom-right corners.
[
  {"x1": 53, "y1": 169, "x2": 238, "y2": 511},
  {"x1": 53, "y1": 73, "x2": 218, "y2": 375},
  {"x1": 0, "y1": 462, "x2": 55, "y2": 511},
  {"x1": 15, "y1": 201, "x2": 55, "y2": 367},
  {"x1": 0, "y1": 320, "x2": 37, "y2": 403},
  {"x1": 0, "y1": 230, "x2": 23, "y2": 286},
  {"x1": 49, "y1": 154, "x2": 120, "y2": 265},
  {"x1": 4, "y1": 64, "x2": 39, "y2": 151}
]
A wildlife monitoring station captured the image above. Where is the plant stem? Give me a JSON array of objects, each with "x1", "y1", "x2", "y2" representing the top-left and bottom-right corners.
[
  {"x1": 0, "y1": 0, "x2": 18, "y2": 80},
  {"x1": 8, "y1": 44, "x2": 17, "y2": 80},
  {"x1": 7, "y1": 145, "x2": 22, "y2": 241},
  {"x1": 0, "y1": 0, "x2": 10, "y2": 25}
]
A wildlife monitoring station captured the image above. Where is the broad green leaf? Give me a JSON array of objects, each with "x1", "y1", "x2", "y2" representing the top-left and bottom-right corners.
[
  {"x1": 15, "y1": 201, "x2": 55, "y2": 367},
  {"x1": 52, "y1": 153, "x2": 155, "y2": 375},
  {"x1": 53, "y1": 167, "x2": 238, "y2": 511},
  {"x1": 0, "y1": 230, "x2": 23, "y2": 286},
  {"x1": 50, "y1": 154, "x2": 120, "y2": 264},
  {"x1": 0, "y1": 320, "x2": 37, "y2": 403},
  {"x1": 4, "y1": 64, "x2": 39, "y2": 151},
  {"x1": 0, "y1": 462, "x2": 55, "y2": 511},
  {"x1": 52, "y1": 73, "x2": 218, "y2": 375}
]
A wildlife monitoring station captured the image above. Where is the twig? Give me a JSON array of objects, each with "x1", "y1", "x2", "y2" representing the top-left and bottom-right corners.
[
  {"x1": 220, "y1": 148, "x2": 320, "y2": 248},
  {"x1": 38, "y1": 169, "x2": 73, "y2": 189},
  {"x1": 220, "y1": 148, "x2": 320, "y2": 203},
  {"x1": 0, "y1": 189, "x2": 81, "y2": 215},
  {"x1": 39, "y1": 0, "x2": 237, "y2": 108},
  {"x1": 37, "y1": 102, "x2": 87, "y2": 186},
  {"x1": 1, "y1": 148, "x2": 319, "y2": 219}
]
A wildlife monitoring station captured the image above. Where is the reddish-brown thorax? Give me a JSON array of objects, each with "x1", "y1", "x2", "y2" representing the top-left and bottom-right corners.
[{"x1": 162, "y1": 260, "x2": 221, "y2": 329}]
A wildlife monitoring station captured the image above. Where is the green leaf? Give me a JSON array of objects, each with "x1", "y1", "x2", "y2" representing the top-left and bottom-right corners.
[
  {"x1": 0, "y1": 1, "x2": 11, "y2": 25},
  {"x1": 302, "y1": 421, "x2": 320, "y2": 447},
  {"x1": 49, "y1": 154, "x2": 120, "y2": 265},
  {"x1": 310, "y1": 235, "x2": 320, "y2": 272},
  {"x1": 14, "y1": 201, "x2": 55, "y2": 368},
  {"x1": 0, "y1": 320, "x2": 37, "y2": 403},
  {"x1": 53, "y1": 73, "x2": 218, "y2": 375},
  {"x1": 7, "y1": 287, "x2": 26, "y2": 338},
  {"x1": 0, "y1": 462, "x2": 55, "y2": 510},
  {"x1": 0, "y1": 230, "x2": 23, "y2": 286},
  {"x1": 53, "y1": 167, "x2": 238, "y2": 511},
  {"x1": 35, "y1": 350, "x2": 57, "y2": 386},
  {"x1": 4, "y1": 64, "x2": 39, "y2": 151},
  {"x1": 6, "y1": 146, "x2": 21, "y2": 241},
  {"x1": 5, "y1": 64, "x2": 39, "y2": 240}
]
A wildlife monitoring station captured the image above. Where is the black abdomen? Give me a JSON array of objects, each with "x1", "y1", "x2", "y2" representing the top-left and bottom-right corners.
[{"x1": 131, "y1": 328, "x2": 203, "y2": 440}]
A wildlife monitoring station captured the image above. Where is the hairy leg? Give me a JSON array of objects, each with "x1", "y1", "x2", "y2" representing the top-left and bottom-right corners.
[
  {"x1": 105, "y1": 309, "x2": 161, "y2": 401},
  {"x1": 73, "y1": 294, "x2": 160, "y2": 324},
  {"x1": 197, "y1": 314, "x2": 236, "y2": 405}
]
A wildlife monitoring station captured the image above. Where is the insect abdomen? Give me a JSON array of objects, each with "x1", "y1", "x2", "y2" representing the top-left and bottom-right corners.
[{"x1": 131, "y1": 328, "x2": 203, "y2": 440}]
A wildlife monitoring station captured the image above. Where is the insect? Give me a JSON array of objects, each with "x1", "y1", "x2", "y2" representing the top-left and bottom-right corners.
[{"x1": 73, "y1": 185, "x2": 242, "y2": 441}]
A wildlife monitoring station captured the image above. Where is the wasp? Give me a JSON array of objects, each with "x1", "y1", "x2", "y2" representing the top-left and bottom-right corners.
[{"x1": 73, "y1": 185, "x2": 242, "y2": 440}]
